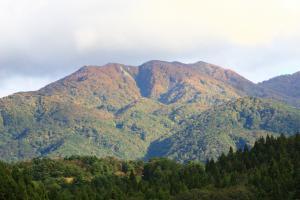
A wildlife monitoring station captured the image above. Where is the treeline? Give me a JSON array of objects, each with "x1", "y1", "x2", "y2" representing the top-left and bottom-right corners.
[{"x1": 0, "y1": 134, "x2": 299, "y2": 200}]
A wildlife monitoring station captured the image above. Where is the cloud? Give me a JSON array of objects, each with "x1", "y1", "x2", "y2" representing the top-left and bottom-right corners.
[{"x1": 0, "y1": 0, "x2": 300, "y2": 97}]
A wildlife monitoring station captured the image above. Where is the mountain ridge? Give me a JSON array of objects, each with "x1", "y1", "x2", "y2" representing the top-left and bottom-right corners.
[{"x1": 0, "y1": 60, "x2": 300, "y2": 162}]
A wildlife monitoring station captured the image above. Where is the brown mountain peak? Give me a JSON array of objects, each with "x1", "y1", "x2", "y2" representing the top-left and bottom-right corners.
[{"x1": 259, "y1": 70, "x2": 300, "y2": 99}]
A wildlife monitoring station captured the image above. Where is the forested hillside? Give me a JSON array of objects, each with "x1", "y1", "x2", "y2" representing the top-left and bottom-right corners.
[
  {"x1": 146, "y1": 97, "x2": 300, "y2": 162},
  {"x1": 0, "y1": 134, "x2": 299, "y2": 200},
  {"x1": 0, "y1": 61, "x2": 300, "y2": 162},
  {"x1": 259, "y1": 72, "x2": 300, "y2": 98},
  {"x1": 259, "y1": 71, "x2": 300, "y2": 106},
  {"x1": 0, "y1": 61, "x2": 241, "y2": 162}
]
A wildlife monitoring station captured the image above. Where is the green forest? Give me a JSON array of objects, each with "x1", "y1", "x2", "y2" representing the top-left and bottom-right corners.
[{"x1": 0, "y1": 134, "x2": 299, "y2": 200}]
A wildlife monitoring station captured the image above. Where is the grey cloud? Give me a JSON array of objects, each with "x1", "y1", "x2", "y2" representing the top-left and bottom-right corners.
[
  {"x1": 1, "y1": 38, "x2": 300, "y2": 82},
  {"x1": 0, "y1": 0, "x2": 300, "y2": 97}
]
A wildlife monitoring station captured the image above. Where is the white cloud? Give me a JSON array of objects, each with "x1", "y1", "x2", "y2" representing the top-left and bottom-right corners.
[{"x1": 0, "y1": 0, "x2": 300, "y2": 96}]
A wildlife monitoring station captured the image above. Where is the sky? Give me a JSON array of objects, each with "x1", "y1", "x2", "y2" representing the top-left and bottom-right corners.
[{"x1": 0, "y1": 0, "x2": 300, "y2": 97}]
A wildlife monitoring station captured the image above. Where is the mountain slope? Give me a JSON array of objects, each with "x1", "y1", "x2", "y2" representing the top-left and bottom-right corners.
[
  {"x1": 189, "y1": 62, "x2": 300, "y2": 107},
  {"x1": 259, "y1": 71, "x2": 300, "y2": 106},
  {"x1": 0, "y1": 60, "x2": 299, "y2": 162},
  {"x1": 136, "y1": 60, "x2": 241, "y2": 105},
  {"x1": 146, "y1": 97, "x2": 300, "y2": 162},
  {"x1": 259, "y1": 71, "x2": 300, "y2": 97},
  {"x1": 0, "y1": 61, "x2": 243, "y2": 161}
]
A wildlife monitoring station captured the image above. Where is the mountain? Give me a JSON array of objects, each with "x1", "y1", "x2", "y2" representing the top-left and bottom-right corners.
[
  {"x1": 0, "y1": 60, "x2": 299, "y2": 162},
  {"x1": 147, "y1": 97, "x2": 300, "y2": 162},
  {"x1": 136, "y1": 60, "x2": 242, "y2": 105},
  {"x1": 259, "y1": 71, "x2": 300, "y2": 106}
]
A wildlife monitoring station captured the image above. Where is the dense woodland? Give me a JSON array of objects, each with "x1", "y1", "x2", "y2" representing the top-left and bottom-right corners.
[{"x1": 0, "y1": 134, "x2": 299, "y2": 200}]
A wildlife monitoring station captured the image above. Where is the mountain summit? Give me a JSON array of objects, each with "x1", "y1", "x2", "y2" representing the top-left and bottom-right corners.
[
  {"x1": 0, "y1": 60, "x2": 299, "y2": 162},
  {"x1": 259, "y1": 71, "x2": 300, "y2": 104}
]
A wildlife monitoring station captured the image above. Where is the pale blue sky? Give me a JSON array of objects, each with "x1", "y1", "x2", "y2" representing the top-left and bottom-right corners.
[{"x1": 0, "y1": 0, "x2": 300, "y2": 97}]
